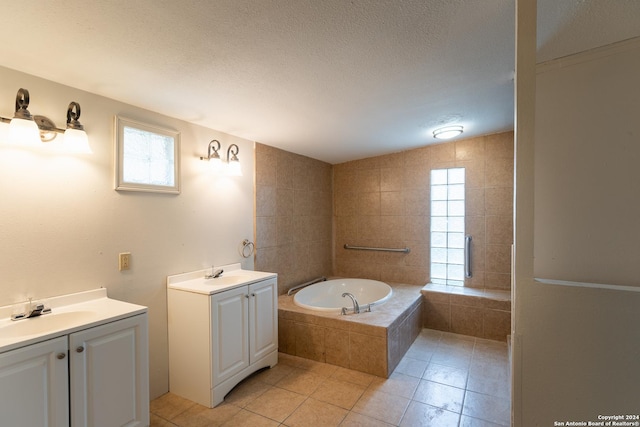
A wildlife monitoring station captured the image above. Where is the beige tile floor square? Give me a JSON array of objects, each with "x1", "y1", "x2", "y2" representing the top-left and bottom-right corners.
[{"x1": 150, "y1": 329, "x2": 510, "y2": 426}]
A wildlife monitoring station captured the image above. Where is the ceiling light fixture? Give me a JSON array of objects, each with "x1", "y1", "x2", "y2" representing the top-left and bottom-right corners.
[
  {"x1": 1, "y1": 88, "x2": 91, "y2": 152},
  {"x1": 433, "y1": 125, "x2": 464, "y2": 140}
]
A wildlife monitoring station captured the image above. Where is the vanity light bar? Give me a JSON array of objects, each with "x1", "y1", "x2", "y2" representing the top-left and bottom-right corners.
[{"x1": 1, "y1": 88, "x2": 91, "y2": 152}]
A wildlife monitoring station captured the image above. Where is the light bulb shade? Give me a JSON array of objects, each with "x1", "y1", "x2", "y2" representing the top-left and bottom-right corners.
[
  {"x1": 200, "y1": 140, "x2": 224, "y2": 173},
  {"x1": 0, "y1": 121, "x2": 9, "y2": 143},
  {"x1": 9, "y1": 117, "x2": 41, "y2": 146},
  {"x1": 63, "y1": 128, "x2": 91, "y2": 153},
  {"x1": 9, "y1": 88, "x2": 40, "y2": 146},
  {"x1": 207, "y1": 156, "x2": 224, "y2": 174},
  {"x1": 227, "y1": 159, "x2": 242, "y2": 176},
  {"x1": 433, "y1": 125, "x2": 464, "y2": 140},
  {"x1": 226, "y1": 143, "x2": 241, "y2": 176}
]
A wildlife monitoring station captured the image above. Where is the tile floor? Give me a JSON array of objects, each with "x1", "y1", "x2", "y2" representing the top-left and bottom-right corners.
[{"x1": 150, "y1": 329, "x2": 510, "y2": 427}]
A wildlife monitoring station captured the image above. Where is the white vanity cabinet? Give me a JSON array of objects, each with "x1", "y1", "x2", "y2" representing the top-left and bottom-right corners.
[
  {"x1": 0, "y1": 289, "x2": 149, "y2": 427},
  {"x1": 0, "y1": 336, "x2": 70, "y2": 427},
  {"x1": 168, "y1": 267, "x2": 278, "y2": 408},
  {"x1": 70, "y1": 314, "x2": 149, "y2": 427},
  {"x1": 211, "y1": 278, "x2": 278, "y2": 385}
]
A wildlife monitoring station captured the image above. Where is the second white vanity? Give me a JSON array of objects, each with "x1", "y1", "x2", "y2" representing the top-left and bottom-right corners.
[
  {"x1": 0, "y1": 288, "x2": 149, "y2": 427},
  {"x1": 167, "y1": 264, "x2": 278, "y2": 407}
]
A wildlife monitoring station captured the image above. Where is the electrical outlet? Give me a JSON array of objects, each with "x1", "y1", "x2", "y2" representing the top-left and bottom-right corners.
[{"x1": 119, "y1": 252, "x2": 131, "y2": 271}]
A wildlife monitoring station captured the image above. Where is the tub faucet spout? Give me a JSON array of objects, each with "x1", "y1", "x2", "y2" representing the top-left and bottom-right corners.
[{"x1": 342, "y1": 292, "x2": 360, "y2": 314}]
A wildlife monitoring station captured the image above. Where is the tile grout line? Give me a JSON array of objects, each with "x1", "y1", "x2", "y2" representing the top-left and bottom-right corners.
[
  {"x1": 458, "y1": 336, "x2": 477, "y2": 426},
  {"x1": 152, "y1": 330, "x2": 510, "y2": 426}
]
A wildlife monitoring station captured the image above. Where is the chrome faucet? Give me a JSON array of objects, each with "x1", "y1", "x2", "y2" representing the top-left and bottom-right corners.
[
  {"x1": 205, "y1": 267, "x2": 224, "y2": 279},
  {"x1": 341, "y1": 292, "x2": 360, "y2": 314},
  {"x1": 11, "y1": 298, "x2": 51, "y2": 321}
]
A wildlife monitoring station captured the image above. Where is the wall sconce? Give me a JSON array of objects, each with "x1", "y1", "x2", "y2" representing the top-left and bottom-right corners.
[
  {"x1": 1, "y1": 88, "x2": 91, "y2": 152},
  {"x1": 200, "y1": 140, "x2": 242, "y2": 176},
  {"x1": 200, "y1": 139, "x2": 223, "y2": 170},
  {"x1": 433, "y1": 125, "x2": 464, "y2": 140},
  {"x1": 5, "y1": 88, "x2": 40, "y2": 146},
  {"x1": 226, "y1": 144, "x2": 242, "y2": 176}
]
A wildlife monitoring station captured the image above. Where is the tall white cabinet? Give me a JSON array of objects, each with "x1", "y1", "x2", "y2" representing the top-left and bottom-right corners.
[{"x1": 168, "y1": 266, "x2": 278, "y2": 407}]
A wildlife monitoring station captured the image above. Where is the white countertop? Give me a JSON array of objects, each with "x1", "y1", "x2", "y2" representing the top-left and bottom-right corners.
[
  {"x1": 167, "y1": 263, "x2": 277, "y2": 295},
  {"x1": 0, "y1": 288, "x2": 147, "y2": 354}
]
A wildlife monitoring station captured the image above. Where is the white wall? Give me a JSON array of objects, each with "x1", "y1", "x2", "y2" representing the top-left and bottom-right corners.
[
  {"x1": 0, "y1": 66, "x2": 255, "y2": 399},
  {"x1": 513, "y1": 37, "x2": 640, "y2": 424},
  {"x1": 534, "y1": 39, "x2": 640, "y2": 286}
]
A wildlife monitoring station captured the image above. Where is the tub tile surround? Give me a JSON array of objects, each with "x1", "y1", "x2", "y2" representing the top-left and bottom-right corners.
[
  {"x1": 278, "y1": 284, "x2": 424, "y2": 377},
  {"x1": 332, "y1": 131, "x2": 514, "y2": 291},
  {"x1": 255, "y1": 143, "x2": 333, "y2": 295},
  {"x1": 254, "y1": 132, "x2": 514, "y2": 296},
  {"x1": 255, "y1": 133, "x2": 514, "y2": 346},
  {"x1": 421, "y1": 284, "x2": 511, "y2": 341}
]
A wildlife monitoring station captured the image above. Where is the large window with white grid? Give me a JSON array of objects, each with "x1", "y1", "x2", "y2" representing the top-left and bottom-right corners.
[{"x1": 430, "y1": 167, "x2": 465, "y2": 286}]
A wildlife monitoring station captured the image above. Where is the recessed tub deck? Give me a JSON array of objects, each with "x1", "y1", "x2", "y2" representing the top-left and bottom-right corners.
[
  {"x1": 293, "y1": 278, "x2": 393, "y2": 312},
  {"x1": 278, "y1": 280, "x2": 423, "y2": 378}
]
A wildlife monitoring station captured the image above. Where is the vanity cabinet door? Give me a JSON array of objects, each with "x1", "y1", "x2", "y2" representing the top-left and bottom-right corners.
[
  {"x1": 249, "y1": 278, "x2": 278, "y2": 362},
  {"x1": 0, "y1": 336, "x2": 69, "y2": 427},
  {"x1": 69, "y1": 314, "x2": 149, "y2": 427},
  {"x1": 211, "y1": 285, "x2": 250, "y2": 384}
]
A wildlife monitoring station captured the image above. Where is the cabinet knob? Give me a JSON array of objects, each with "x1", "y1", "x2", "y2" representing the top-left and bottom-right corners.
[
  {"x1": 56, "y1": 353, "x2": 66, "y2": 360},
  {"x1": 245, "y1": 294, "x2": 249, "y2": 299},
  {"x1": 76, "y1": 346, "x2": 85, "y2": 353},
  {"x1": 251, "y1": 293, "x2": 256, "y2": 297}
]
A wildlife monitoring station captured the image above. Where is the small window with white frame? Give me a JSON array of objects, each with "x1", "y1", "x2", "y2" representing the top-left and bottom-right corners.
[
  {"x1": 430, "y1": 167, "x2": 465, "y2": 286},
  {"x1": 114, "y1": 116, "x2": 181, "y2": 194}
]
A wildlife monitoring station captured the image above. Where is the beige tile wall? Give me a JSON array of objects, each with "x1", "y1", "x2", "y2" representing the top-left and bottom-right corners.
[
  {"x1": 255, "y1": 143, "x2": 333, "y2": 294},
  {"x1": 255, "y1": 132, "x2": 513, "y2": 294},
  {"x1": 277, "y1": 287, "x2": 424, "y2": 377},
  {"x1": 333, "y1": 132, "x2": 514, "y2": 290},
  {"x1": 421, "y1": 289, "x2": 511, "y2": 341}
]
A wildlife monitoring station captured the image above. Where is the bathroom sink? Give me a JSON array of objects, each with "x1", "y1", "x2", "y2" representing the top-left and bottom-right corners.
[
  {"x1": 0, "y1": 288, "x2": 147, "y2": 354},
  {"x1": 204, "y1": 275, "x2": 248, "y2": 287},
  {"x1": 167, "y1": 264, "x2": 277, "y2": 296},
  {"x1": 0, "y1": 310, "x2": 97, "y2": 338}
]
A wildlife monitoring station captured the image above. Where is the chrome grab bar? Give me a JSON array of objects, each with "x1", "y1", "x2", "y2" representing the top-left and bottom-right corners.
[
  {"x1": 343, "y1": 244, "x2": 410, "y2": 254},
  {"x1": 287, "y1": 277, "x2": 327, "y2": 296},
  {"x1": 465, "y1": 235, "x2": 472, "y2": 278}
]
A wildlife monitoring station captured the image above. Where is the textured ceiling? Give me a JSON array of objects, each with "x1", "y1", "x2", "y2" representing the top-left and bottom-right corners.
[{"x1": 0, "y1": 1, "x2": 639, "y2": 164}]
